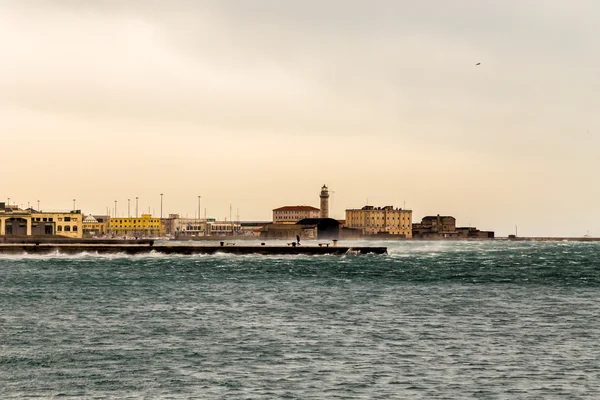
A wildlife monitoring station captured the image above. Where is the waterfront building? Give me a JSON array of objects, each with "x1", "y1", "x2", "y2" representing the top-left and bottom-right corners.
[
  {"x1": 272, "y1": 185, "x2": 331, "y2": 224},
  {"x1": 108, "y1": 214, "x2": 161, "y2": 237},
  {"x1": 239, "y1": 221, "x2": 270, "y2": 237},
  {"x1": 455, "y1": 227, "x2": 495, "y2": 239},
  {"x1": 345, "y1": 205, "x2": 413, "y2": 238},
  {"x1": 413, "y1": 215, "x2": 457, "y2": 236},
  {"x1": 34, "y1": 211, "x2": 84, "y2": 238},
  {"x1": 412, "y1": 215, "x2": 494, "y2": 239},
  {"x1": 207, "y1": 221, "x2": 242, "y2": 236},
  {"x1": 260, "y1": 218, "x2": 340, "y2": 240},
  {"x1": 273, "y1": 206, "x2": 320, "y2": 224},
  {"x1": 82, "y1": 215, "x2": 109, "y2": 237},
  {"x1": 168, "y1": 214, "x2": 209, "y2": 237},
  {"x1": 0, "y1": 203, "x2": 83, "y2": 238},
  {"x1": 259, "y1": 223, "x2": 318, "y2": 240}
]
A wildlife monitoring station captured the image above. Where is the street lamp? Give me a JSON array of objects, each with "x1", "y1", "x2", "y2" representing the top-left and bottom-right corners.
[
  {"x1": 160, "y1": 193, "x2": 164, "y2": 237},
  {"x1": 128, "y1": 199, "x2": 131, "y2": 218},
  {"x1": 114, "y1": 200, "x2": 117, "y2": 218},
  {"x1": 37, "y1": 200, "x2": 40, "y2": 211},
  {"x1": 73, "y1": 199, "x2": 76, "y2": 211},
  {"x1": 135, "y1": 197, "x2": 139, "y2": 218}
]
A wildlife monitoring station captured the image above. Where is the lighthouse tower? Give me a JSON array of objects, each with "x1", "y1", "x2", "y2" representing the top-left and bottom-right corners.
[{"x1": 320, "y1": 185, "x2": 330, "y2": 219}]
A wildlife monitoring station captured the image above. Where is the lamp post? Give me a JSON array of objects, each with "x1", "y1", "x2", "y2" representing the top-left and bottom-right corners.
[
  {"x1": 128, "y1": 199, "x2": 131, "y2": 218},
  {"x1": 7, "y1": 198, "x2": 10, "y2": 207},
  {"x1": 37, "y1": 200, "x2": 40, "y2": 211},
  {"x1": 160, "y1": 193, "x2": 164, "y2": 236},
  {"x1": 73, "y1": 199, "x2": 76, "y2": 211},
  {"x1": 198, "y1": 195, "x2": 202, "y2": 233},
  {"x1": 114, "y1": 200, "x2": 117, "y2": 218},
  {"x1": 135, "y1": 197, "x2": 138, "y2": 218}
]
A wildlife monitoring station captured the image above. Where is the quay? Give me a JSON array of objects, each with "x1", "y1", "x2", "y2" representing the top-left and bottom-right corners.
[{"x1": 0, "y1": 243, "x2": 387, "y2": 256}]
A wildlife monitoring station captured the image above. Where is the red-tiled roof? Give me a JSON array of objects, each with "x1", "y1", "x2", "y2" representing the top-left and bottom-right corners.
[{"x1": 273, "y1": 205, "x2": 320, "y2": 212}]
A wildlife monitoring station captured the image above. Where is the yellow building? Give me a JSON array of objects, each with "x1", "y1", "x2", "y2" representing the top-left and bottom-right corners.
[
  {"x1": 108, "y1": 214, "x2": 161, "y2": 237},
  {"x1": 31, "y1": 211, "x2": 84, "y2": 238},
  {"x1": 0, "y1": 206, "x2": 83, "y2": 238},
  {"x1": 345, "y1": 206, "x2": 412, "y2": 238}
]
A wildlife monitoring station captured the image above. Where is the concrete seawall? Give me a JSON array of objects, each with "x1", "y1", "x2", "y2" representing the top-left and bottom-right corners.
[
  {"x1": 496, "y1": 237, "x2": 600, "y2": 242},
  {"x1": 0, "y1": 237, "x2": 154, "y2": 245},
  {"x1": 0, "y1": 244, "x2": 387, "y2": 256}
]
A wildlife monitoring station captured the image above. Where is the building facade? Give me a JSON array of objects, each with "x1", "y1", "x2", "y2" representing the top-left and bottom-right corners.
[
  {"x1": 239, "y1": 221, "x2": 270, "y2": 237},
  {"x1": 164, "y1": 214, "x2": 244, "y2": 237},
  {"x1": 108, "y1": 214, "x2": 161, "y2": 237},
  {"x1": 169, "y1": 214, "x2": 209, "y2": 237},
  {"x1": 412, "y1": 215, "x2": 494, "y2": 239},
  {"x1": 259, "y1": 223, "x2": 318, "y2": 240},
  {"x1": 207, "y1": 221, "x2": 242, "y2": 236},
  {"x1": 345, "y1": 205, "x2": 413, "y2": 238},
  {"x1": 273, "y1": 206, "x2": 321, "y2": 224},
  {"x1": 412, "y1": 215, "x2": 458, "y2": 239},
  {"x1": 0, "y1": 204, "x2": 83, "y2": 238},
  {"x1": 34, "y1": 211, "x2": 83, "y2": 238},
  {"x1": 83, "y1": 215, "x2": 109, "y2": 237}
]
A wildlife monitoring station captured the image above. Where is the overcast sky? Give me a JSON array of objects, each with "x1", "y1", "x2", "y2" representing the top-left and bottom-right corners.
[{"x1": 1, "y1": 0, "x2": 599, "y2": 236}]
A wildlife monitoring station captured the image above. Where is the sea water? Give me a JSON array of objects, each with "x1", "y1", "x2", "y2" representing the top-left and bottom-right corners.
[{"x1": 1, "y1": 240, "x2": 599, "y2": 399}]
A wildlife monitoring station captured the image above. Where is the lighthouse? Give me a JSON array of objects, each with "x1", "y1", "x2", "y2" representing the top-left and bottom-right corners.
[{"x1": 320, "y1": 185, "x2": 330, "y2": 219}]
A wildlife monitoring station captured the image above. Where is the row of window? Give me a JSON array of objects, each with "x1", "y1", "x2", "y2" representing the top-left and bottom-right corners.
[
  {"x1": 110, "y1": 225, "x2": 159, "y2": 228},
  {"x1": 211, "y1": 226, "x2": 240, "y2": 231},
  {"x1": 277, "y1": 211, "x2": 317, "y2": 214},
  {"x1": 357, "y1": 225, "x2": 410, "y2": 229},
  {"x1": 57, "y1": 225, "x2": 78, "y2": 232},
  {"x1": 112, "y1": 229, "x2": 160, "y2": 233},
  {"x1": 112, "y1": 219, "x2": 159, "y2": 223},
  {"x1": 351, "y1": 217, "x2": 410, "y2": 221},
  {"x1": 31, "y1": 217, "x2": 77, "y2": 222},
  {"x1": 349, "y1": 214, "x2": 410, "y2": 217}
]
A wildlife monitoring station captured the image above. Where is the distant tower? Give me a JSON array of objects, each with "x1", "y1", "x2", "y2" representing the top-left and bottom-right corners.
[{"x1": 320, "y1": 185, "x2": 329, "y2": 219}]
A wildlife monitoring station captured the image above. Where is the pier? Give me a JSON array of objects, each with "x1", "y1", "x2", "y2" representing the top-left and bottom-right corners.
[{"x1": 0, "y1": 243, "x2": 387, "y2": 256}]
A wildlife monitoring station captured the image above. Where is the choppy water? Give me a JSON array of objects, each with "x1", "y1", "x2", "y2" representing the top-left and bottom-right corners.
[{"x1": 1, "y1": 240, "x2": 599, "y2": 399}]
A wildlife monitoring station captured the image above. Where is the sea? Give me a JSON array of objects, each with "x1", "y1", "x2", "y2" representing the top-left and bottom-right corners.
[{"x1": 1, "y1": 240, "x2": 599, "y2": 399}]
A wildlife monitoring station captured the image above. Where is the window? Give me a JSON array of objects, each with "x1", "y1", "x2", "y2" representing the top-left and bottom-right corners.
[
  {"x1": 73, "y1": 226, "x2": 78, "y2": 232},
  {"x1": 64, "y1": 217, "x2": 71, "y2": 222},
  {"x1": 64, "y1": 226, "x2": 71, "y2": 232},
  {"x1": 43, "y1": 218, "x2": 47, "y2": 222},
  {"x1": 49, "y1": 218, "x2": 53, "y2": 222},
  {"x1": 57, "y1": 226, "x2": 62, "y2": 232},
  {"x1": 58, "y1": 218, "x2": 63, "y2": 221}
]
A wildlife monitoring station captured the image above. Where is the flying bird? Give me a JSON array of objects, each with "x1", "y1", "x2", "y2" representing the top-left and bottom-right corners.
[{"x1": 475, "y1": 62, "x2": 481, "y2": 66}]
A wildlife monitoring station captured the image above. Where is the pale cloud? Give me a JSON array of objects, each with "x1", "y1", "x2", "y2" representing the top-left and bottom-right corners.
[{"x1": 1, "y1": 0, "x2": 599, "y2": 236}]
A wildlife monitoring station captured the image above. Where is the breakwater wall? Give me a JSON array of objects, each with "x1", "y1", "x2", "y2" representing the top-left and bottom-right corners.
[
  {"x1": 0, "y1": 237, "x2": 155, "y2": 245},
  {"x1": 0, "y1": 244, "x2": 387, "y2": 256},
  {"x1": 496, "y1": 237, "x2": 600, "y2": 242}
]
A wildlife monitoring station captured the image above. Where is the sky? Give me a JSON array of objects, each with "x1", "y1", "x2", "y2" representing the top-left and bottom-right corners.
[{"x1": 1, "y1": 0, "x2": 599, "y2": 237}]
